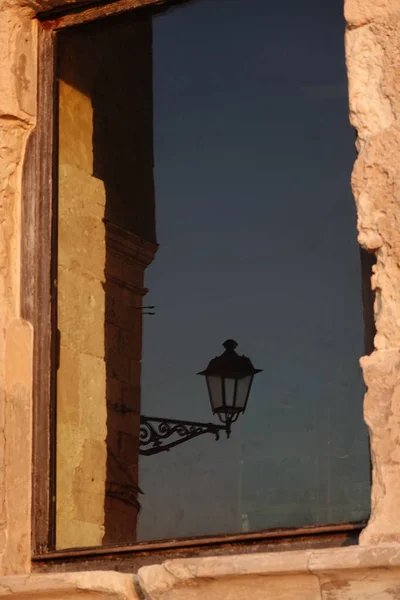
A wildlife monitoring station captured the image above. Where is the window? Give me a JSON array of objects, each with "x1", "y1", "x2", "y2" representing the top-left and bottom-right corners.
[{"x1": 33, "y1": 0, "x2": 372, "y2": 554}]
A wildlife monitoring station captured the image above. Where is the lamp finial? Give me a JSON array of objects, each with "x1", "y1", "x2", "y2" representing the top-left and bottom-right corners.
[{"x1": 223, "y1": 339, "x2": 238, "y2": 351}]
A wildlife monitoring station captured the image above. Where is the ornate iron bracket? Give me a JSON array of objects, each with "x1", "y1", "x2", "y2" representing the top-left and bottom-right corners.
[{"x1": 139, "y1": 416, "x2": 228, "y2": 456}]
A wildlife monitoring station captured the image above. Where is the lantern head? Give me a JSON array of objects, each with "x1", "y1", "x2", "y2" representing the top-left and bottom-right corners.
[{"x1": 198, "y1": 340, "x2": 261, "y2": 434}]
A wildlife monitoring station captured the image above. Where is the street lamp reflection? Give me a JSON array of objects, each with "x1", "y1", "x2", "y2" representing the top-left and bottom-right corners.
[{"x1": 140, "y1": 340, "x2": 261, "y2": 456}]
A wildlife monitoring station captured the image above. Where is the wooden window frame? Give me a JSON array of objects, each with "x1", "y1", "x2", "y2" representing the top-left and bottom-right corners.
[{"x1": 23, "y1": 0, "x2": 373, "y2": 570}]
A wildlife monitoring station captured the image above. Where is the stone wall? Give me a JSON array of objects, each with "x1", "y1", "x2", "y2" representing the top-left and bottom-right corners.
[
  {"x1": 345, "y1": 0, "x2": 400, "y2": 544},
  {"x1": 103, "y1": 224, "x2": 156, "y2": 545},
  {"x1": 56, "y1": 77, "x2": 108, "y2": 549},
  {"x1": 56, "y1": 17, "x2": 156, "y2": 548},
  {"x1": 0, "y1": 0, "x2": 36, "y2": 575},
  {"x1": 0, "y1": 0, "x2": 400, "y2": 588}
]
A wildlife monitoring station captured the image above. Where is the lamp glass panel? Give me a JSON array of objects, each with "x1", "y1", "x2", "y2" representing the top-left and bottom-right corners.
[
  {"x1": 224, "y1": 377, "x2": 236, "y2": 408},
  {"x1": 207, "y1": 375, "x2": 223, "y2": 411},
  {"x1": 235, "y1": 375, "x2": 253, "y2": 410}
]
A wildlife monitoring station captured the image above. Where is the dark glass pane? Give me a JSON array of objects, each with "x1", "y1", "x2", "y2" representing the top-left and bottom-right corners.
[
  {"x1": 55, "y1": 0, "x2": 371, "y2": 549},
  {"x1": 235, "y1": 376, "x2": 252, "y2": 410},
  {"x1": 138, "y1": 0, "x2": 370, "y2": 541},
  {"x1": 208, "y1": 375, "x2": 224, "y2": 411},
  {"x1": 223, "y1": 378, "x2": 235, "y2": 408}
]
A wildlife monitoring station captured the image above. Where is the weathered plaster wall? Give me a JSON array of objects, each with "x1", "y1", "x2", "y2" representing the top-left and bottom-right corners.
[
  {"x1": 0, "y1": 0, "x2": 36, "y2": 575},
  {"x1": 345, "y1": 0, "x2": 400, "y2": 545}
]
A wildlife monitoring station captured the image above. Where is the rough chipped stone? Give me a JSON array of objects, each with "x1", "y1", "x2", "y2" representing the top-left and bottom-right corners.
[
  {"x1": 345, "y1": 0, "x2": 400, "y2": 28},
  {"x1": 0, "y1": 8, "x2": 36, "y2": 120},
  {"x1": 0, "y1": 572, "x2": 138, "y2": 598},
  {"x1": 310, "y1": 547, "x2": 400, "y2": 600},
  {"x1": 345, "y1": 25, "x2": 395, "y2": 146},
  {"x1": 2, "y1": 321, "x2": 33, "y2": 575},
  {"x1": 0, "y1": 113, "x2": 34, "y2": 573},
  {"x1": 137, "y1": 547, "x2": 400, "y2": 600},
  {"x1": 162, "y1": 551, "x2": 312, "y2": 579},
  {"x1": 359, "y1": 350, "x2": 400, "y2": 544},
  {"x1": 318, "y1": 569, "x2": 400, "y2": 600},
  {"x1": 2, "y1": 382, "x2": 31, "y2": 575},
  {"x1": 138, "y1": 554, "x2": 320, "y2": 600},
  {"x1": 150, "y1": 575, "x2": 322, "y2": 600},
  {"x1": 308, "y1": 545, "x2": 400, "y2": 571},
  {"x1": 349, "y1": 121, "x2": 400, "y2": 543}
]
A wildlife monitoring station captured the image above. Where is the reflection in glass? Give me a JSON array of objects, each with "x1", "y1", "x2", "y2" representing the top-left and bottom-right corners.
[
  {"x1": 55, "y1": 0, "x2": 371, "y2": 549},
  {"x1": 207, "y1": 376, "x2": 223, "y2": 413},
  {"x1": 198, "y1": 339, "x2": 261, "y2": 430},
  {"x1": 138, "y1": 0, "x2": 371, "y2": 541},
  {"x1": 235, "y1": 377, "x2": 253, "y2": 411}
]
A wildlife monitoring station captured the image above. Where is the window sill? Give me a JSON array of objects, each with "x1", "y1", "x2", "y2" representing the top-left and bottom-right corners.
[
  {"x1": 137, "y1": 544, "x2": 400, "y2": 599},
  {"x1": 3, "y1": 545, "x2": 400, "y2": 599},
  {"x1": 0, "y1": 571, "x2": 137, "y2": 599}
]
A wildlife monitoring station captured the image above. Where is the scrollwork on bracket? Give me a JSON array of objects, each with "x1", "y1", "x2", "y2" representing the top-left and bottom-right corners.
[{"x1": 139, "y1": 416, "x2": 227, "y2": 456}]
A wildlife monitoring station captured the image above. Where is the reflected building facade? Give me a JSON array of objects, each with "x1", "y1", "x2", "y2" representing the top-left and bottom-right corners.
[{"x1": 56, "y1": 15, "x2": 157, "y2": 547}]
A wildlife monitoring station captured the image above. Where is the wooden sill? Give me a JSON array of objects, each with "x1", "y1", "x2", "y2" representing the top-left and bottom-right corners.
[{"x1": 32, "y1": 523, "x2": 364, "y2": 573}]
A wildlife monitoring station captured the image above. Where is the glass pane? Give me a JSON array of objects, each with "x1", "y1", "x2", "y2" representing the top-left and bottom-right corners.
[
  {"x1": 139, "y1": 0, "x2": 370, "y2": 541},
  {"x1": 224, "y1": 378, "x2": 235, "y2": 408},
  {"x1": 207, "y1": 376, "x2": 223, "y2": 411},
  {"x1": 235, "y1": 376, "x2": 252, "y2": 410},
  {"x1": 55, "y1": 0, "x2": 371, "y2": 549}
]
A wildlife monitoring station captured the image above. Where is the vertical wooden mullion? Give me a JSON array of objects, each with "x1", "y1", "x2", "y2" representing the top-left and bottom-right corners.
[{"x1": 32, "y1": 23, "x2": 57, "y2": 554}]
